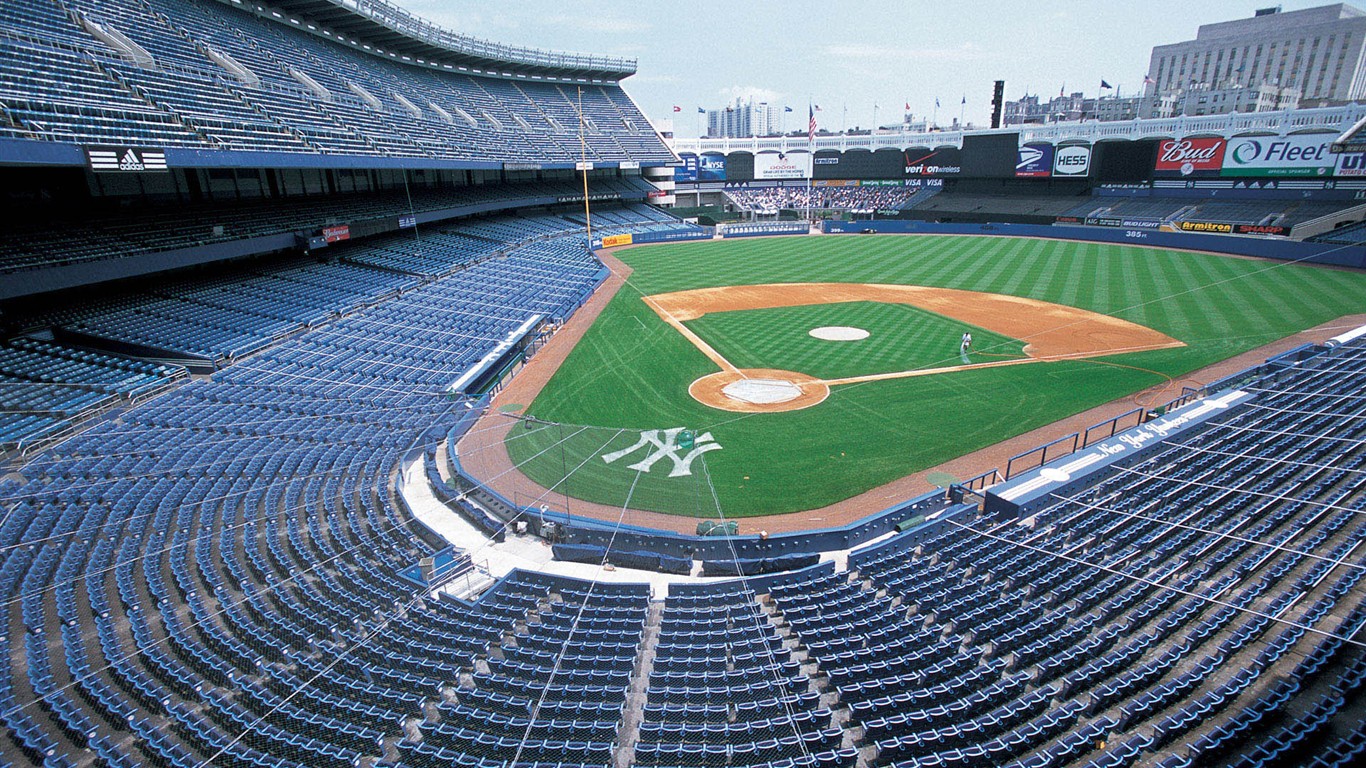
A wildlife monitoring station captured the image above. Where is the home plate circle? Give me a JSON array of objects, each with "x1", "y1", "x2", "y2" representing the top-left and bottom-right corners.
[
  {"x1": 810, "y1": 326, "x2": 870, "y2": 341},
  {"x1": 689, "y1": 368, "x2": 831, "y2": 413},
  {"x1": 722, "y1": 378, "x2": 803, "y2": 404}
]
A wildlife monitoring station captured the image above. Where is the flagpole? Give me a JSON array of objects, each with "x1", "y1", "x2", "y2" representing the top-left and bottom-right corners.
[{"x1": 806, "y1": 100, "x2": 813, "y2": 224}]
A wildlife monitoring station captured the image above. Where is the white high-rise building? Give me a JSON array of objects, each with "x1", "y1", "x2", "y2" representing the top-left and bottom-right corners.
[
  {"x1": 706, "y1": 98, "x2": 782, "y2": 138},
  {"x1": 1145, "y1": 4, "x2": 1366, "y2": 103}
]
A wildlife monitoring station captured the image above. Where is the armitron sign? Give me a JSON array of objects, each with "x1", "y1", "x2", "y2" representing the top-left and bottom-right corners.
[{"x1": 1176, "y1": 220, "x2": 1233, "y2": 234}]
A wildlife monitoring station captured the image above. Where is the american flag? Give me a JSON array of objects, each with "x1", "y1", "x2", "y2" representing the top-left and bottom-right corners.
[{"x1": 807, "y1": 105, "x2": 816, "y2": 142}]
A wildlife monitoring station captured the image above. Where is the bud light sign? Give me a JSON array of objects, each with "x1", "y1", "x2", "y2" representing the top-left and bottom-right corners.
[{"x1": 1154, "y1": 138, "x2": 1226, "y2": 177}]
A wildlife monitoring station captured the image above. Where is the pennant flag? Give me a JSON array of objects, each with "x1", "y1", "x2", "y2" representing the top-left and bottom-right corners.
[
  {"x1": 813, "y1": 104, "x2": 822, "y2": 111},
  {"x1": 961, "y1": 95, "x2": 967, "y2": 104},
  {"x1": 784, "y1": 106, "x2": 793, "y2": 112},
  {"x1": 935, "y1": 98, "x2": 941, "y2": 108},
  {"x1": 1100, "y1": 80, "x2": 1113, "y2": 89},
  {"x1": 697, "y1": 107, "x2": 705, "y2": 114},
  {"x1": 672, "y1": 105, "x2": 681, "y2": 113},
  {"x1": 1143, "y1": 75, "x2": 1156, "y2": 86}
]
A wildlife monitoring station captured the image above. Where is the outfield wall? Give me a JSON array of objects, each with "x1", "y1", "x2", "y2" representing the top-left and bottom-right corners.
[{"x1": 822, "y1": 220, "x2": 1366, "y2": 269}]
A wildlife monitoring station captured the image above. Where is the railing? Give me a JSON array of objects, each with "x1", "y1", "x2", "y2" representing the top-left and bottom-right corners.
[
  {"x1": 321, "y1": 0, "x2": 636, "y2": 75},
  {"x1": 671, "y1": 103, "x2": 1366, "y2": 155}
]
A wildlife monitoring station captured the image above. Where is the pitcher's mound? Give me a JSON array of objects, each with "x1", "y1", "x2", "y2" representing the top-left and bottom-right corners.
[{"x1": 690, "y1": 369, "x2": 831, "y2": 413}]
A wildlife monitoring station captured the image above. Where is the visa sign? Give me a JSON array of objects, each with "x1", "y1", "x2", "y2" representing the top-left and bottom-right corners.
[{"x1": 1221, "y1": 134, "x2": 1334, "y2": 177}]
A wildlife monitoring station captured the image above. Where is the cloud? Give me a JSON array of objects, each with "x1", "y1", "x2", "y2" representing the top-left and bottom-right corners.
[
  {"x1": 541, "y1": 13, "x2": 653, "y2": 34},
  {"x1": 629, "y1": 73, "x2": 683, "y2": 85},
  {"x1": 819, "y1": 42, "x2": 984, "y2": 63},
  {"x1": 717, "y1": 85, "x2": 783, "y2": 104}
]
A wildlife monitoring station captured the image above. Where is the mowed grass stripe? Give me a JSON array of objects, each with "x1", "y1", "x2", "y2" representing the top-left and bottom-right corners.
[
  {"x1": 511, "y1": 234, "x2": 1366, "y2": 516},
  {"x1": 685, "y1": 301, "x2": 1025, "y2": 380}
]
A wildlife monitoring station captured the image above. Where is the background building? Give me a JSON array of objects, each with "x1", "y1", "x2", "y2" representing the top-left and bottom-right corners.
[
  {"x1": 1145, "y1": 4, "x2": 1366, "y2": 103},
  {"x1": 706, "y1": 97, "x2": 782, "y2": 138}
]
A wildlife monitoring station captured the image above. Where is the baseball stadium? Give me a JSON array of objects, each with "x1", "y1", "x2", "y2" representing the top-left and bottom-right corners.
[{"x1": 0, "y1": 1, "x2": 1364, "y2": 767}]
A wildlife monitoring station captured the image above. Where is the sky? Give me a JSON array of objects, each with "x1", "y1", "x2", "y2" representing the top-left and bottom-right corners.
[{"x1": 399, "y1": 0, "x2": 1340, "y2": 137}]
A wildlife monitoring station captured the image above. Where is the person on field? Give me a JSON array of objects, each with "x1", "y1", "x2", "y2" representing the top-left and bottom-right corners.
[{"x1": 960, "y1": 331, "x2": 973, "y2": 354}]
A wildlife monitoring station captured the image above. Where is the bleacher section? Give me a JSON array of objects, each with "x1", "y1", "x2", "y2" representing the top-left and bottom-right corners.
[
  {"x1": 906, "y1": 193, "x2": 1085, "y2": 218},
  {"x1": 0, "y1": 0, "x2": 671, "y2": 164},
  {"x1": 1063, "y1": 197, "x2": 1355, "y2": 228},
  {"x1": 1, "y1": 192, "x2": 1361, "y2": 766},
  {"x1": 725, "y1": 186, "x2": 927, "y2": 215},
  {"x1": 0, "y1": 176, "x2": 655, "y2": 275},
  {"x1": 1312, "y1": 220, "x2": 1366, "y2": 244}
]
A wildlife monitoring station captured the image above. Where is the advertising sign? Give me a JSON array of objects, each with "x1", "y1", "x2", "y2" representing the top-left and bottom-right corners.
[
  {"x1": 903, "y1": 147, "x2": 962, "y2": 177},
  {"x1": 86, "y1": 146, "x2": 168, "y2": 173},
  {"x1": 1154, "y1": 138, "x2": 1226, "y2": 177},
  {"x1": 1016, "y1": 144, "x2": 1054, "y2": 177},
  {"x1": 1334, "y1": 152, "x2": 1366, "y2": 177},
  {"x1": 1053, "y1": 145, "x2": 1092, "y2": 177},
  {"x1": 698, "y1": 154, "x2": 727, "y2": 181},
  {"x1": 1176, "y1": 220, "x2": 1234, "y2": 234},
  {"x1": 1234, "y1": 223, "x2": 1289, "y2": 236},
  {"x1": 398, "y1": 215, "x2": 417, "y2": 230},
  {"x1": 675, "y1": 155, "x2": 699, "y2": 183},
  {"x1": 754, "y1": 152, "x2": 813, "y2": 180},
  {"x1": 322, "y1": 225, "x2": 351, "y2": 243},
  {"x1": 601, "y1": 233, "x2": 634, "y2": 248},
  {"x1": 1221, "y1": 134, "x2": 1334, "y2": 177}
]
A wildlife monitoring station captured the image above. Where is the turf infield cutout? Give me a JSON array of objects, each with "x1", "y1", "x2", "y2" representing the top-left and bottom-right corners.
[{"x1": 644, "y1": 282, "x2": 1185, "y2": 413}]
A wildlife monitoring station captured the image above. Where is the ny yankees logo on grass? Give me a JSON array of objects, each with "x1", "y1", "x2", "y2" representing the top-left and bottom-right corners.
[{"x1": 601, "y1": 428, "x2": 721, "y2": 477}]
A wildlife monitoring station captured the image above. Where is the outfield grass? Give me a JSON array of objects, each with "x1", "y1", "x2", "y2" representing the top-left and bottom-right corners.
[
  {"x1": 684, "y1": 301, "x2": 1026, "y2": 380},
  {"x1": 508, "y1": 235, "x2": 1366, "y2": 517}
]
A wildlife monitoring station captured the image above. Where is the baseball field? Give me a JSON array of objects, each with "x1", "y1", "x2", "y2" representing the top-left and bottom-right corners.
[{"x1": 502, "y1": 234, "x2": 1366, "y2": 518}]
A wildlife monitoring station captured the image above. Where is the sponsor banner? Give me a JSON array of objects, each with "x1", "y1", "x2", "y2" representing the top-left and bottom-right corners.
[
  {"x1": 555, "y1": 192, "x2": 622, "y2": 203},
  {"x1": 1053, "y1": 145, "x2": 1092, "y2": 177},
  {"x1": 1155, "y1": 138, "x2": 1226, "y2": 177},
  {"x1": 86, "y1": 146, "x2": 167, "y2": 173},
  {"x1": 1234, "y1": 223, "x2": 1289, "y2": 236},
  {"x1": 1121, "y1": 218, "x2": 1161, "y2": 229},
  {"x1": 811, "y1": 179, "x2": 860, "y2": 187},
  {"x1": 674, "y1": 155, "x2": 699, "y2": 183},
  {"x1": 698, "y1": 154, "x2": 726, "y2": 181},
  {"x1": 865, "y1": 179, "x2": 908, "y2": 187},
  {"x1": 1015, "y1": 144, "x2": 1054, "y2": 178},
  {"x1": 1085, "y1": 216, "x2": 1123, "y2": 228},
  {"x1": 814, "y1": 157, "x2": 840, "y2": 165},
  {"x1": 905, "y1": 177, "x2": 944, "y2": 188},
  {"x1": 646, "y1": 189, "x2": 668, "y2": 198},
  {"x1": 575, "y1": 161, "x2": 594, "y2": 171},
  {"x1": 1221, "y1": 134, "x2": 1334, "y2": 177},
  {"x1": 618, "y1": 160, "x2": 640, "y2": 170},
  {"x1": 502, "y1": 162, "x2": 542, "y2": 171},
  {"x1": 754, "y1": 152, "x2": 812, "y2": 180},
  {"x1": 398, "y1": 215, "x2": 417, "y2": 229},
  {"x1": 1055, "y1": 215, "x2": 1083, "y2": 224},
  {"x1": 601, "y1": 233, "x2": 634, "y2": 248},
  {"x1": 904, "y1": 147, "x2": 962, "y2": 177},
  {"x1": 322, "y1": 225, "x2": 351, "y2": 243},
  {"x1": 1176, "y1": 220, "x2": 1234, "y2": 234},
  {"x1": 1335, "y1": 152, "x2": 1366, "y2": 177}
]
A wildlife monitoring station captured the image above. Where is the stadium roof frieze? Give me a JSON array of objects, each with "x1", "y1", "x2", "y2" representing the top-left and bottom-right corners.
[
  {"x1": 216, "y1": 0, "x2": 637, "y2": 81},
  {"x1": 672, "y1": 103, "x2": 1366, "y2": 154}
]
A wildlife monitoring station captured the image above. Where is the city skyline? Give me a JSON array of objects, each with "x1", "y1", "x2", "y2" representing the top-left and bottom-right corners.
[{"x1": 399, "y1": 0, "x2": 1350, "y2": 136}]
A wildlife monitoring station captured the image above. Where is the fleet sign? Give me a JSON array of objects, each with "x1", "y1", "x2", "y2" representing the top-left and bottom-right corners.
[{"x1": 1220, "y1": 135, "x2": 1334, "y2": 177}]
